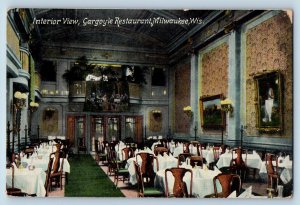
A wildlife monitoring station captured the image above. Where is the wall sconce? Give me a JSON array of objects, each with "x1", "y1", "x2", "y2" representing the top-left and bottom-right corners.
[
  {"x1": 220, "y1": 98, "x2": 233, "y2": 113},
  {"x1": 152, "y1": 109, "x2": 162, "y2": 119},
  {"x1": 14, "y1": 91, "x2": 27, "y2": 109},
  {"x1": 29, "y1": 101, "x2": 39, "y2": 112},
  {"x1": 183, "y1": 106, "x2": 193, "y2": 118}
]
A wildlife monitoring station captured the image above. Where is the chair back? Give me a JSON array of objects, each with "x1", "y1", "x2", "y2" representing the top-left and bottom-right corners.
[
  {"x1": 183, "y1": 143, "x2": 190, "y2": 153},
  {"x1": 196, "y1": 143, "x2": 203, "y2": 156},
  {"x1": 122, "y1": 147, "x2": 134, "y2": 160},
  {"x1": 165, "y1": 167, "x2": 193, "y2": 197},
  {"x1": 136, "y1": 153, "x2": 157, "y2": 185},
  {"x1": 45, "y1": 157, "x2": 54, "y2": 196},
  {"x1": 213, "y1": 173, "x2": 241, "y2": 198},
  {"x1": 265, "y1": 153, "x2": 278, "y2": 175},
  {"x1": 231, "y1": 147, "x2": 247, "y2": 167},
  {"x1": 94, "y1": 139, "x2": 99, "y2": 153},
  {"x1": 50, "y1": 151, "x2": 65, "y2": 174},
  {"x1": 213, "y1": 146, "x2": 221, "y2": 161},
  {"x1": 220, "y1": 144, "x2": 227, "y2": 154},
  {"x1": 190, "y1": 156, "x2": 204, "y2": 168},
  {"x1": 154, "y1": 147, "x2": 169, "y2": 156},
  {"x1": 177, "y1": 153, "x2": 193, "y2": 167},
  {"x1": 136, "y1": 152, "x2": 156, "y2": 174},
  {"x1": 133, "y1": 161, "x2": 144, "y2": 196}
]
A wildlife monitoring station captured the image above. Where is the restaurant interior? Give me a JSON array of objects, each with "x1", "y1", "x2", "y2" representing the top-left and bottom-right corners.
[{"x1": 6, "y1": 9, "x2": 293, "y2": 198}]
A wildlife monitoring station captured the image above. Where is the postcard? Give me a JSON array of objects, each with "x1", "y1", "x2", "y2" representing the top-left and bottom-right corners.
[{"x1": 6, "y1": 8, "x2": 293, "y2": 199}]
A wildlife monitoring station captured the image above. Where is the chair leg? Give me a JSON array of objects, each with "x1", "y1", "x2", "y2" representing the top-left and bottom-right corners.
[{"x1": 60, "y1": 175, "x2": 63, "y2": 190}]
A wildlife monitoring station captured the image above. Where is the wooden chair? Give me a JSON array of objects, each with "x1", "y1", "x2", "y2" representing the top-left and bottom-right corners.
[
  {"x1": 213, "y1": 146, "x2": 221, "y2": 162},
  {"x1": 220, "y1": 144, "x2": 228, "y2": 154},
  {"x1": 136, "y1": 152, "x2": 158, "y2": 186},
  {"x1": 183, "y1": 142, "x2": 191, "y2": 153},
  {"x1": 122, "y1": 147, "x2": 134, "y2": 160},
  {"x1": 165, "y1": 167, "x2": 193, "y2": 197},
  {"x1": 134, "y1": 161, "x2": 164, "y2": 197},
  {"x1": 23, "y1": 147, "x2": 34, "y2": 158},
  {"x1": 265, "y1": 153, "x2": 279, "y2": 192},
  {"x1": 49, "y1": 151, "x2": 65, "y2": 191},
  {"x1": 98, "y1": 140, "x2": 108, "y2": 165},
  {"x1": 213, "y1": 173, "x2": 241, "y2": 198},
  {"x1": 209, "y1": 146, "x2": 221, "y2": 169},
  {"x1": 177, "y1": 153, "x2": 193, "y2": 167},
  {"x1": 154, "y1": 147, "x2": 169, "y2": 156},
  {"x1": 230, "y1": 147, "x2": 247, "y2": 181},
  {"x1": 77, "y1": 137, "x2": 87, "y2": 154},
  {"x1": 197, "y1": 143, "x2": 203, "y2": 156},
  {"x1": 6, "y1": 163, "x2": 27, "y2": 196},
  {"x1": 45, "y1": 157, "x2": 54, "y2": 196},
  {"x1": 106, "y1": 149, "x2": 118, "y2": 176},
  {"x1": 190, "y1": 156, "x2": 204, "y2": 168},
  {"x1": 94, "y1": 139, "x2": 101, "y2": 165},
  {"x1": 113, "y1": 152, "x2": 129, "y2": 187}
]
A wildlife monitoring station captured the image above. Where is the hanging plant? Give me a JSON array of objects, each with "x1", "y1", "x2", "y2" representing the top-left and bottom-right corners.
[{"x1": 62, "y1": 56, "x2": 94, "y2": 83}]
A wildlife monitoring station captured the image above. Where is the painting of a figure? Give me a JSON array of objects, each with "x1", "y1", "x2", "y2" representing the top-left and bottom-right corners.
[
  {"x1": 255, "y1": 71, "x2": 283, "y2": 132},
  {"x1": 200, "y1": 94, "x2": 225, "y2": 129}
]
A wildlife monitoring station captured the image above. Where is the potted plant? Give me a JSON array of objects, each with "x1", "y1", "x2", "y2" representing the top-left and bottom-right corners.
[{"x1": 62, "y1": 56, "x2": 94, "y2": 96}]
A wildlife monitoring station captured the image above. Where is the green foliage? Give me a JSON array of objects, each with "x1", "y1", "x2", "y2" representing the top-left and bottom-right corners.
[{"x1": 62, "y1": 56, "x2": 95, "y2": 83}]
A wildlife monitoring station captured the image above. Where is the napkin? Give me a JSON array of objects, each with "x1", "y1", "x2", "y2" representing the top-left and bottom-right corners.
[
  {"x1": 227, "y1": 191, "x2": 237, "y2": 198},
  {"x1": 285, "y1": 155, "x2": 290, "y2": 162},
  {"x1": 238, "y1": 186, "x2": 252, "y2": 198},
  {"x1": 214, "y1": 166, "x2": 221, "y2": 174}
]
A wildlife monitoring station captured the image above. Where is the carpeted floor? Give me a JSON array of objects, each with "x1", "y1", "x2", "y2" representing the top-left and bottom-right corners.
[{"x1": 65, "y1": 154, "x2": 124, "y2": 197}]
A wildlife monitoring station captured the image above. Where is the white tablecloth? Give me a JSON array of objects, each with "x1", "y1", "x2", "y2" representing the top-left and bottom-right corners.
[
  {"x1": 48, "y1": 136, "x2": 66, "y2": 140},
  {"x1": 126, "y1": 152, "x2": 177, "y2": 185},
  {"x1": 6, "y1": 167, "x2": 46, "y2": 197},
  {"x1": 21, "y1": 156, "x2": 71, "y2": 173},
  {"x1": 154, "y1": 165, "x2": 222, "y2": 198},
  {"x1": 173, "y1": 144, "x2": 215, "y2": 164},
  {"x1": 259, "y1": 158, "x2": 293, "y2": 184},
  {"x1": 216, "y1": 152, "x2": 263, "y2": 169}
]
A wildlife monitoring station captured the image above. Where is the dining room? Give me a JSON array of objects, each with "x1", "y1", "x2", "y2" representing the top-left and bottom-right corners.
[{"x1": 5, "y1": 8, "x2": 293, "y2": 199}]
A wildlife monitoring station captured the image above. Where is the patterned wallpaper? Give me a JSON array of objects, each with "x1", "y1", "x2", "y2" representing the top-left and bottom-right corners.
[
  {"x1": 201, "y1": 43, "x2": 229, "y2": 97},
  {"x1": 245, "y1": 12, "x2": 293, "y2": 137},
  {"x1": 174, "y1": 61, "x2": 191, "y2": 133}
]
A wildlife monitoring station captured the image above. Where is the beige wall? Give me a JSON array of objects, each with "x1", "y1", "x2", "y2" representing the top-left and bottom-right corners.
[
  {"x1": 174, "y1": 60, "x2": 191, "y2": 133},
  {"x1": 245, "y1": 12, "x2": 293, "y2": 137},
  {"x1": 201, "y1": 43, "x2": 229, "y2": 97},
  {"x1": 7, "y1": 21, "x2": 20, "y2": 59}
]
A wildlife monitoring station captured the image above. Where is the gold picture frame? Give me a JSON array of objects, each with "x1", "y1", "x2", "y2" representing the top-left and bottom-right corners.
[{"x1": 254, "y1": 71, "x2": 283, "y2": 133}]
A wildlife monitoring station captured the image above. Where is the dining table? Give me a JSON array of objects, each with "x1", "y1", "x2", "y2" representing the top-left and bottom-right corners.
[
  {"x1": 6, "y1": 165, "x2": 46, "y2": 197},
  {"x1": 259, "y1": 156, "x2": 293, "y2": 184},
  {"x1": 173, "y1": 144, "x2": 216, "y2": 164},
  {"x1": 126, "y1": 151, "x2": 177, "y2": 185},
  {"x1": 216, "y1": 151, "x2": 263, "y2": 170},
  {"x1": 154, "y1": 164, "x2": 222, "y2": 198}
]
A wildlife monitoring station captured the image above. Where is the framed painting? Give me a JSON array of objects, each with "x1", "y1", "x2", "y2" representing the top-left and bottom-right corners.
[
  {"x1": 254, "y1": 71, "x2": 283, "y2": 132},
  {"x1": 200, "y1": 94, "x2": 225, "y2": 129}
]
